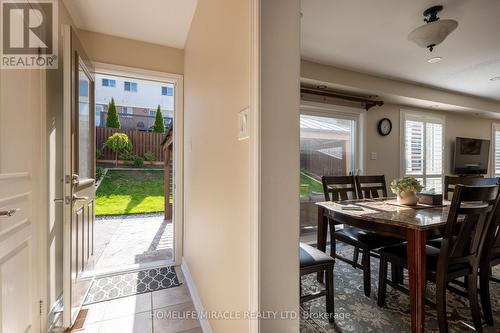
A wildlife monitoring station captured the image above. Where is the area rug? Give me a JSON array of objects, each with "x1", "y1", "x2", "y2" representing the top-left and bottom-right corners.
[
  {"x1": 83, "y1": 266, "x2": 181, "y2": 305},
  {"x1": 301, "y1": 246, "x2": 500, "y2": 333}
]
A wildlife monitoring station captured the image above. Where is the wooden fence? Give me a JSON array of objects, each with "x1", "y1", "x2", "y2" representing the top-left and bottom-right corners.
[{"x1": 96, "y1": 127, "x2": 166, "y2": 162}]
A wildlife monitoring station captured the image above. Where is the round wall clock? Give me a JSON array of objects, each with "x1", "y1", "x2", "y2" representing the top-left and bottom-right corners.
[{"x1": 378, "y1": 118, "x2": 392, "y2": 136}]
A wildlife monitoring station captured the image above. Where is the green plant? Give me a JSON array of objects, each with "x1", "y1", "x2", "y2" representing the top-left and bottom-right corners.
[
  {"x1": 132, "y1": 155, "x2": 144, "y2": 168},
  {"x1": 96, "y1": 147, "x2": 104, "y2": 160},
  {"x1": 106, "y1": 98, "x2": 120, "y2": 128},
  {"x1": 390, "y1": 176, "x2": 423, "y2": 195},
  {"x1": 152, "y1": 105, "x2": 165, "y2": 133},
  {"x1": 104, "y1": 133, "x2": 132, "y2": 166},
  {"x1": 143, "y1": 151, "x2": 156, "y2": 163},
  {"x1": 95, "y1": 166, "x2": 105, "y2": 181},
  {"x1": 119, "y1": 150, "x2": 134, "y2": 161}
]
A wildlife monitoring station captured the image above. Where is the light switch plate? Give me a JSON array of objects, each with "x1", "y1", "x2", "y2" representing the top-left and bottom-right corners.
[
  {"x1": 370, "y1": 152, "x2": 377, "y2": 160},
  {"x1": 238, "y1": 108, "x2": 249, "y2": 140}
]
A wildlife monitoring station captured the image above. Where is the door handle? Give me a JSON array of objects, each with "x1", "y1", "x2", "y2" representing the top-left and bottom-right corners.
[
  {"x1": 72, "y1": 194, "x2": 89, "y2": 202},
  {"x1": 0, "y1": 209, "x2": 18, "y2": 217}
]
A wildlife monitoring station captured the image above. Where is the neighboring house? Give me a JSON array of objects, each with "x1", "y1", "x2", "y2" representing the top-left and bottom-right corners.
[{"x1": 95, "y1": 74, "x2": 174, "y2": 130}]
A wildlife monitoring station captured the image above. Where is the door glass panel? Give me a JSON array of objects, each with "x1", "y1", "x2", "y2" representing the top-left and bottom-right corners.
[
  {"x1": 299, "y1": 114, "x2": 356, "y2": 238},
  {"x1": 78, "y1": 65, "x2": 91, "y2": 179}
]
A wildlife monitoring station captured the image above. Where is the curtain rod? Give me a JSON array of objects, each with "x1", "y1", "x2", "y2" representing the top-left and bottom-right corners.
[{"x1": 300, "y1": 87, "x2": 384, "y2": 111}]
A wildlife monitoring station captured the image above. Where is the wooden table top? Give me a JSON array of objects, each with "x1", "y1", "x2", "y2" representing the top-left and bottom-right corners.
[{"x1": 316, "y1": 198, "x2": 452, "y2": 230}]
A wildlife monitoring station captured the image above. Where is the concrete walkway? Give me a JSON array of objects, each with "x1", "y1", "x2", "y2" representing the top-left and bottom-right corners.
[{"x1": 94, "y1": 214, "x2": 173, "y2": 272}]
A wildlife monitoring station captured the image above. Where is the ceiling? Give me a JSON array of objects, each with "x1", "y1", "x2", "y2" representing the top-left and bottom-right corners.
[
  {"x1": 63, "y1": 0, "x2": 198, "y2": 49},
  {"x1": 301, "y1": 0, "x2": 500, "y2": 102}
]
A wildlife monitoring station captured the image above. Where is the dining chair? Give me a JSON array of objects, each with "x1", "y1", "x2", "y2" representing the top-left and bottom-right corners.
[
  {"x1": 479, "y1": 204, "x2": 500, "y2": 326},
  {"x1": 321, "y1": 175, "x2": 401, "y2": 297},
  {"x1": 443, "y1": 175, "x2": 498, "y2": 200},
  {"x1": 377, "y1": 184, "x2": 500, "y2": 332},
  {"x1": 355, "y1": 175, "x2": 388, "y2": 199},
  {"x1": 300, "y1": 242, "x2": 335, "y2": 322}
]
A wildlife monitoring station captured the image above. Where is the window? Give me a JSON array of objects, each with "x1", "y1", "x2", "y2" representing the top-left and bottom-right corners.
[
  {"x1": 124, "y1": 81, "x2": 138, "y2": 92},
  {"x1": 162, "y1": 86, "x2": 174, "y2": 96},
  {"x1": 492, "y1": 124, "x2": 500, "y2": 176},
  {"x1": 102, "y1": 78, "x2": 116, "y2": 87},
  {"x1": 401, "y1": 111, "x2": 444, "y2": 193},
  {"x1": 122, "y1": 106, "x2": 133, "y2": 118},
  {"x1": 299, "y1": 110, "x2": 362, "y2": 239},
  {"x1": 95, "y1": 104, "x2": 104, "y2": 126}
]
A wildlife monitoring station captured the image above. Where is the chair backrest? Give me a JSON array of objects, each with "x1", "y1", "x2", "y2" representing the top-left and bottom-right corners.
[
  {"x1": 321, "y1": 176, "x2": 357, "y2": 202},
  {"x1": 439, "y1": 184, "x2": 500, "y2": 272},
  {"x1": 355, "y1": 175, "x2": 388, "y2": 199},
  {"x1": 482, "y1": 202, "x2": 500, "y2": 266},
  {"x1": 444, "y1": 176, "x2": 499, "y2": 200}
]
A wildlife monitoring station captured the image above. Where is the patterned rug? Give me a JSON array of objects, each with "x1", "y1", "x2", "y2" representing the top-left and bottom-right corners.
[
  {"x1": 300, "y1": 246, "x2": 500, "y2": 333},
  {"x1": 83, "y1": 266, "x2": 181, "y2": 305}
]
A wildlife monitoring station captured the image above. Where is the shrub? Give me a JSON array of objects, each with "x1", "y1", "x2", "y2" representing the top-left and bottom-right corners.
[
  {"x1": 144, "y1": 151, "x2": 156, "y2": 163},
  {"x1": 152, "y1": 105, "x2": 165, "y2": 133},
  {"x1": 132, "y1": 155, "x2": 144, "y2": 168},
  {"x1": 96, "y1": 147, "x2": 104, "y2": 160},
  {"x1": 95, "y1": 166, "x2": 105, "y2": 181},
  {"x1": 106, "y1": 98, "x2": 120, "y2": 128},
  {"x1": 104, "y1": 133, "x2": 132, "y2": 166}
]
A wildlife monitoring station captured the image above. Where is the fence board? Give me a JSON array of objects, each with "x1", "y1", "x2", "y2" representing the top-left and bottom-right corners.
[{"x1": 96, "y1": 127, "x2": 166, "y2": 162}]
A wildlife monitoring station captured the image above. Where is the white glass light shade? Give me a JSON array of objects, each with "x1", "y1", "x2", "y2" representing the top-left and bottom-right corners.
[{"x1": 408, "y1": 19, "x2": 458, "y2": 49}]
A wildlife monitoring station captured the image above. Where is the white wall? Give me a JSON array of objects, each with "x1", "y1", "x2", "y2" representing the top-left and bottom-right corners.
[{"x1": 183, "y1": 0, "x2": 251, "y2": 332}]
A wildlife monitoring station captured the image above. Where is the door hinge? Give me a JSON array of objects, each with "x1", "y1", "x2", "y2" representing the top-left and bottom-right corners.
[{"x1": 39, "y1": 300, "x2": 43, "y2": 316}]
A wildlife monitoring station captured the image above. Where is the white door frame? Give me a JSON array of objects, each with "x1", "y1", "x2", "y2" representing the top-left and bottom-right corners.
[
  {"x1": 91, "y1": 62, "x2": 184, "y2": 266},
  {"x1": 300, "y1": 100, "x2": 367, "y2": 175}
]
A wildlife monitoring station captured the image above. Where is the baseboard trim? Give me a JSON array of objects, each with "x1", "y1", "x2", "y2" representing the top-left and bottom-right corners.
[{"x1": 181, "y1": 258, "x2": 213, "y2": 333}]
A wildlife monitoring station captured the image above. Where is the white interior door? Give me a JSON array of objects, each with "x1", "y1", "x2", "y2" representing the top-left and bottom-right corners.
[
  {"x1": 0, "y1": 69, "x2": 43, "y2": 332},
  {"x1": 62, "y1": 26, "x2": 96, "y2": 328}
]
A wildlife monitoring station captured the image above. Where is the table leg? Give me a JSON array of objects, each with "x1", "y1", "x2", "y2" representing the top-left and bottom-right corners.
[
  {"x1": 407, "y1": 228, "x2": 427, "y2": 333},
  {"x1": 317, "y1": 206, "x2": 328, "y2": 282}
]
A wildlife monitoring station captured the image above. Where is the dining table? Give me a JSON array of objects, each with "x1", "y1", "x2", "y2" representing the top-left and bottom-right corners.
[{"x1": 316, "y1": 198, "x2": 451, "y2": 333}]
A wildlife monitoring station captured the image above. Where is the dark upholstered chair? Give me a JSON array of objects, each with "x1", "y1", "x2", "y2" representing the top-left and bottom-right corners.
[
  {"x1": 321, "y1": 175, "x2": 400, "y2": 297},
  {"x1": 355, "y1": 175, "x2": 388, "y2": 199},
  {"x1": 377, "y1": 184, "x2": 500, "y2": 332},
  {"x1": 300, "y1": 242, "x2": 334, "y2": 322},
  {"x1": 443, "y1": 176, "x2": 498, "y2": 200},
  {"x1": 479, "y1": 203, "x2": 500, "y2": 326}
]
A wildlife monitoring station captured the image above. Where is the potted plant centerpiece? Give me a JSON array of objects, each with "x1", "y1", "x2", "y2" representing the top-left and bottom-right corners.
[{"x1": 390, "y1": 176, "x2": 423, "y2": 205}]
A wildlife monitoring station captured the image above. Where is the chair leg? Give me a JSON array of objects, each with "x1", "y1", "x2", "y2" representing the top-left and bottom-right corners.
[
  {"x1": 325, "y1": 265, "x2": 335, "y2": 323},
  {"x1": 377, "y1": 255, "x2": 387, "y2": 307},
  {"x1": 480, "y1": 265, "x2": 494, "y2": 326},
  {"x1": 361, "y1": 249, "x2": 371, "y2": 297},
  {"x1": 329, "y1": 220, "x2": 336, "y2": 258},
  {"x1": 353, "y1": 247, "x2": 360, "y2": 267},
  {"x1": 467, "y1": 273, "x2": 483, "y2": 332},
  {"x1": 436, "y1": 278, "x2": 448, "y2": 333},
  {"x1": 391, "y1": 263, "x2": 403, "y2": 284}
]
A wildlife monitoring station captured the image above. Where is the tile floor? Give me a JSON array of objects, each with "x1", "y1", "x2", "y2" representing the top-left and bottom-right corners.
[
  {"x1": 74, "y1": 267, "x2": 201, "y2": 333},
  {"x1": 94, "y1": 214, "x2": 173, "y2": 272}
]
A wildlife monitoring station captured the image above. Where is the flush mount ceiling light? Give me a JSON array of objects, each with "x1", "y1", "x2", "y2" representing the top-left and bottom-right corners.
[
  {"x1": 408, "y1": 5, "x2": 458, "y2": 52},
  {"x1": 427, "y1": 57, "x2": 442, "y2": 63}
]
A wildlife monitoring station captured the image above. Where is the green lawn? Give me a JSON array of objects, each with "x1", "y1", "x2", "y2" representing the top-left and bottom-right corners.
[
  {"x1": 300, "y1": 171, "x2": 323, "y2": 198},
  {"x1": 96, "y1": 169, "x2": 167, "y2": 216}
]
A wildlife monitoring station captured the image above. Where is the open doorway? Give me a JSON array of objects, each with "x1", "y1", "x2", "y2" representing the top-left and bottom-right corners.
[{"x1": 89, "y1": 64, "x2": 182, "y2": 276}]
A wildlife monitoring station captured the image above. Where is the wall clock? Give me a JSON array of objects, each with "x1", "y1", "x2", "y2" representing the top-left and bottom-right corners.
[{"x1": 378, "y1": 118, "x2": 392, "y2": 136}]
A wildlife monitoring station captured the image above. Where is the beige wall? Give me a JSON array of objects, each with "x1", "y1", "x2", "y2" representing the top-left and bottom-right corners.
[
  {"x1": 183, "y1": 0, "x2": 250, "y2": 332},
  {"x1": 365, "y1": 104, "x2": 496, "y2": 183},
  {"x1": 301, "y1": 60, "x2": 500, "y2": 184},
  {"x1": 260, "y1": 0, "x2": 301, "y2": 332},
  {"x1": 77, "y1": 29, "x2": 184, "y2": 74}
]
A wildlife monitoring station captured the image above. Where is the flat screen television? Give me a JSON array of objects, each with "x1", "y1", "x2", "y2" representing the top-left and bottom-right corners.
[{"x1": 453, "y1": 137, "x2": 490, "y2": 175}]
